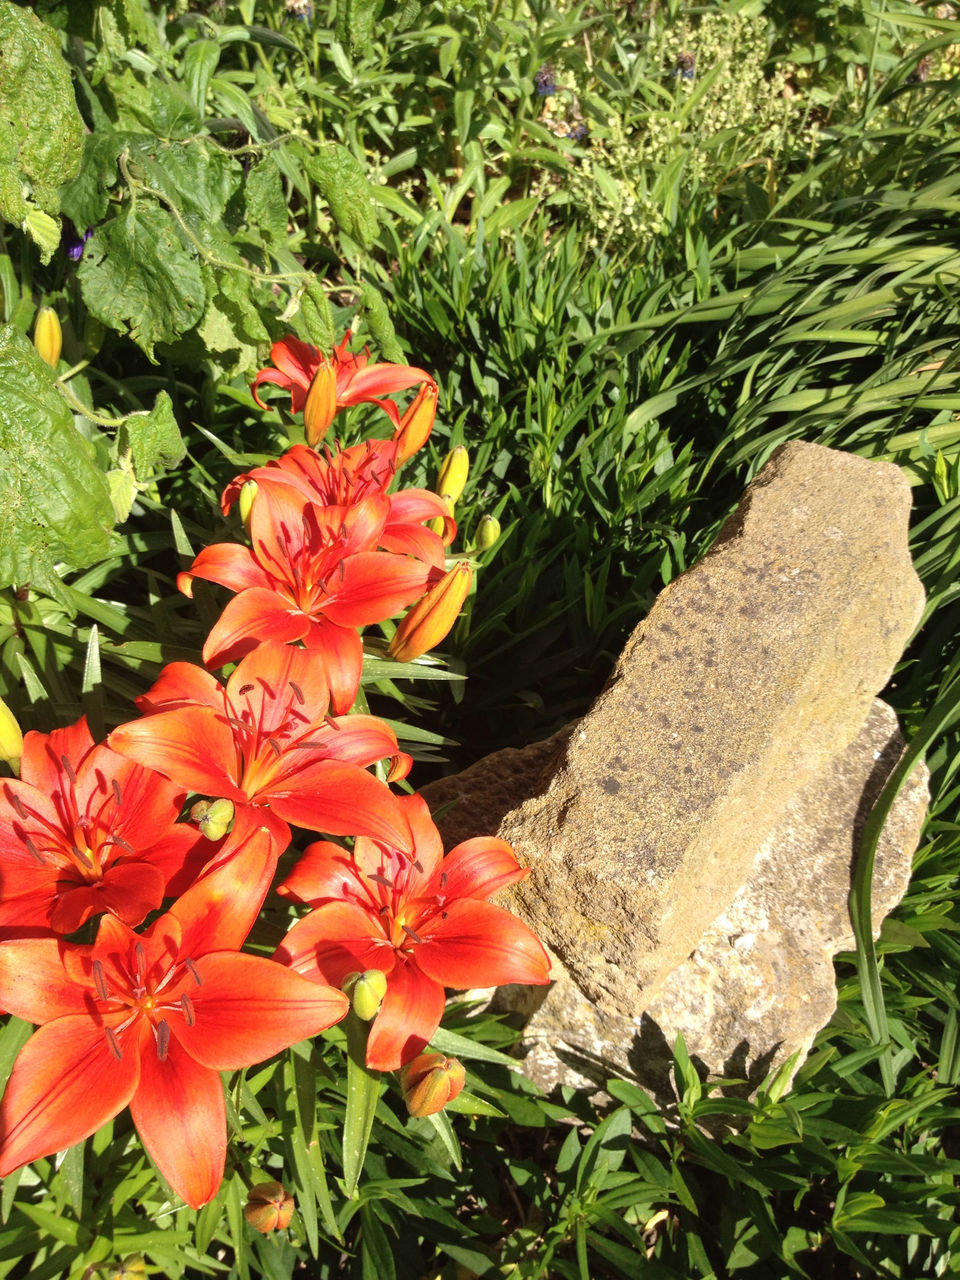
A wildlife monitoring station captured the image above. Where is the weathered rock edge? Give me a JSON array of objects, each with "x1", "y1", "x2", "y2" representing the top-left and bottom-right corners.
[{"x1": 422, "y1": 440, "x2": 928, "y2": 1089}]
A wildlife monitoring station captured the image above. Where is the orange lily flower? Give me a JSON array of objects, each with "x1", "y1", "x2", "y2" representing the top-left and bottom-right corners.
[
  {"x1": 251, "y1": 334, "x2": 435, "y2": 444},
  {"x1": 108, "y1": 642, "x2": 413, "y2": 856},
  {"x1": 0, "y1": 828, "x2": 349, "y2": 1209},
  {"x1": 274, "y1": 794, "x2": 550, "y2": 1070},
  {"x1": 0, "y1": 716, "x2": 207, "y2": 936}
]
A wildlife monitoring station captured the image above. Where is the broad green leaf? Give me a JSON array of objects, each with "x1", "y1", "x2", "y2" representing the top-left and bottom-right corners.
[
  {"x1": 78, "y1": 203, "x2": 206, "y2": 358},
  {"x1": 0, "y1": 1, "x2": 84, "y2": 257},
  {"x1": 244, "y1": 156, "x2": 288, "y2": 245},
  {"x1": 0, "y1": 326, "x2": 114, "y2": 597},
  {"x1": 307, "y1": 145, "x2": 379, "y2": 247},
  {"x1": 119, "y1": 391, "x2": 186, "y2": 480},
  {"x1": 59, "y1": 130, "x2": 125, "y2": 229}
]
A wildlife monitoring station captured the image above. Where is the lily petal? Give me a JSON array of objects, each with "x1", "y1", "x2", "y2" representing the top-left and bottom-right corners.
[
  {"x1": 435, "y1": 837, "x2": 530, "y2": 901},
  {"x1": 0, "y1": 1015, "x2": 140, "y2": 1177},
  {"x1": 413, "y1": 899, "x2": 551, "y2": 990},
  {"x1": 366, "y1": 959, "x2": 446, "y2": 1071},
  {"x1": 171, "y1": 952, "x2": 348, "y2": 1069},
  {"x1": 274, "y1": 900, "x2": 393, "y2": 985},
  {"x1": 130, "y1": 1029, "x2": 225, "y2": 1209}
]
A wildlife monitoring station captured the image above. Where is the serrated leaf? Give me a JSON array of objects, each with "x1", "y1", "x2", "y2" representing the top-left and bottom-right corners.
[
  {"x1": 0, "y1": 326, "x2": 114, "y2": 595},
  {"x1": 125, "y1": 134, "x2": 237, "y2": 223},
  {"x1": 119, "y1": 391, "x2": 186, "y2": 479},
  {"x1": 59, "y1": 129, "x2": 125, "y2": 229},
  {"x1": 0, "y1": 2, "x2": 84, "y2": 238},
  {"x1": 360, "y1": 283, "x2": 403, "y2": 363},
  {"x1": 244, "y1": 155, "x2": 288, "y2": 244},
  {"x1": 307, "y1": 144, "x2": 379, "y2": 247},
  {"x1": 78, "y1": 202, "x2": 205, "y2": 358}
]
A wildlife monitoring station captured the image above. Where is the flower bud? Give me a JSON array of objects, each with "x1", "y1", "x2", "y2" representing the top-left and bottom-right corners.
[
  {"x1": 243, "y1": 1181, "x2": 295, "y2": 1233},
  {"x1": 238, "y1": 480, "x2": 259, "y2": 532},
  {"x1": 400, "y1": 1052, "x2": 466, "y2": 1118},
  {"x1": 0, "y1": 697, "x2": 23, "y2": 773},
  {"x1": 435, "y1": 446, "x2": 469, "y2": 505},
  {"x1": 342, "y1": 969, "x2": 388, "y2": 1021},
  {"x1": 393, "y1": 381, "x2": 437, "y2": 463},
  {"x1": 33, "y1": 307, "x2": 62, "y2": 368},
  {"x1": 426, "y1": 495, "x2": 452, "y2": 538},
  {"x1": 388, "y1": 562, "x2": 473, "y2": 663},
  {"x1": 473, "y1": 514, "x2": 501, "y2": 552},
  {"x1": 303, "y1": 360, "x2": 337, "y2": 447},
  {"x1": 189, "y1": 798, "x2": 235, "y2": 841},
  {"x1": 107, "y1": 1256, "x2": 146, "y2": 1280}
]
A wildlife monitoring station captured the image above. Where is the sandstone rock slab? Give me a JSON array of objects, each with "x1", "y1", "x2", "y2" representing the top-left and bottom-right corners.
[
  {"x1": 497, "y1": 441, "x2": 923, "y2": 1015},
  {"x1": 422, "y1": 441, "x2": 928, "y2": 1092}
]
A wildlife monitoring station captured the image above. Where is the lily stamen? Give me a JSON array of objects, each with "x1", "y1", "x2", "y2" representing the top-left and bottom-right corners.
[
  {"x1": 105, "y1": 1027, "x2": 123, "y2": 1061},
  {"x1": 92, "y1": 959, "x2": 110, "y2": 1001},
  {"x1": 155, "y1": 1019, "x2": 171, "y2": 1062},
  {"x1": 180, "y1": 993, "x2": 196, "y2": 1026}
]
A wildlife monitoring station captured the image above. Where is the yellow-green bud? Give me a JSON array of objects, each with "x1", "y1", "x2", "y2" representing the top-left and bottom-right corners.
[
  {"x1": 243, "y1": 1181, "x2": 295, "y2": 1233},
  {"x1": 33, "y1": 306, "x2": 62, "y2": 368},
  {"x1": 106, "y1": 1257, "x2": 147, "y2": 1280},
  {"x1": 238, "y1": 480, "x2": 259, "y2": 532},
  {"x1": 0, "y1": 696, "x2": 23, "y2": 773},
  {"x1": 190, "y1": 798, "x2": 235, "y2": 841},
  {"x1": 435, "y1": 446, "x2": 469, "y2": 505},
  {"x1": 342, "y1": 969, "x2": 388, "y2": 1020},
  {"x1": 400, "y1": 1052, "x2": 466, "y2": 1117},
  {"x1": 474, "y1": 514, "x2": 501, "y2": 552}
]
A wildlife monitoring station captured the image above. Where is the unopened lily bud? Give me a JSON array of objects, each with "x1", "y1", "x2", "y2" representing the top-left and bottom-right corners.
[
  {"x1": 244, "y1": 1181, "x2": 295, "y2": 1233},
  {"x1": 0, "y1": 697, "x2": 23, "y2": 772},
  {"x1": 473, "y1": 514, "x2": 500, "y2": 552},
  {"x1": 342, "y1": 968, "x2": 388, "y2": 1020},
  {"x1": 303, "y1": 360, "x2": 337, "y2": 447},
  {"x1": 394, "y1": 380, "x2": 437, "y2": 463},
  {"x1": 33, "y1": 307, "x2": 62, "y2": 368},
  {"x1": 388, "y1": 562, "x2": 473, "y2": 663},
  {"x1": 107, "y1": 1256, "x2": 146, "y2": 1280},
  {"x1": 190, "y1": 798, "x2": 235, "y2": 841},
  {"x1": 400, "y1": 1052, "x2": 466, "y2": 1118},
  {"x1": 436, "y1": 446, "x2": 469, "y2": 505},
  {"x1": 426, "y1": 494, "x2": 453, "y2": 538},
  {"x1": 238, "y1": 480, "x2": 259, "y2": 532}
]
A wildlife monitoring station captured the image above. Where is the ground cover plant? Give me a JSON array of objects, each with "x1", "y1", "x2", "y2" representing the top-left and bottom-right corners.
[{"x1": 1, "y1": 0, "x2": 960, "y2": 1275}]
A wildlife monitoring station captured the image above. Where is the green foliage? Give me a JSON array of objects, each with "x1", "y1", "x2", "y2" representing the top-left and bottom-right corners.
[
  {"x1": 0, "y1": 0, "x2": 85, "y2": 260},
  {"x1": 1, "y1": 0, "x2": 960, "y2": 1276},
  {"x1": 0, "y1": 326, "x2": 114, "y2": 601}
]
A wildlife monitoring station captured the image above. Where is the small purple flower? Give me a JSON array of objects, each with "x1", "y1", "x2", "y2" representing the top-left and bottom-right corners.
[
  {"x1": 569, "y1": 122, "x2": 589, "y2": 143},
  {"x1": 535, "y1": 64, "x2": 557, "y2": 97},
  {"x1": 64, "y1": 225, "x2": 93, "y2": 262}
]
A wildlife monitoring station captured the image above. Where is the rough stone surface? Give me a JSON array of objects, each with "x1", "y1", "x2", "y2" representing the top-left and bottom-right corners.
[
  {"x1": 488, "y1": 700, "x2": 928, "y2": 1095},
  {"x1": 421, "y1": 440, "x2": 928, "y2": 1092},
  {"x1": 491, "y1": 442, "x2": 922, "y2": 1015}
]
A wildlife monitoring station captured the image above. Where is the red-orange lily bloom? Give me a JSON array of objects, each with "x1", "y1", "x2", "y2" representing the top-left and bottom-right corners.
[
  {"x1": 0, "y1": 828, "x2": 349, "y2": 1208},
  {"x1": 221, "y1": 440, "x2": 455, "y2": 568},
  {"x1": 0, "y1": 716, "x2": 207, "y2": 936},
  {"x1": 274, "y1": 794, "x2": 550, "y2": 1070},
  {"x1": 179, "y1": 477, "x2": 437, "y2": 705},
  {"x1": 108, "y1": 643, "x2": 412, "y2": 856},
  {"x1": 251, "y1": 334, "x2": 435, "y2": 442}
]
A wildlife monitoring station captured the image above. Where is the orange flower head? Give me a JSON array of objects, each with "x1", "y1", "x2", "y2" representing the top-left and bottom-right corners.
[
  {"x1": 400, "y1": 1052, "x2": 466, "y2": 1117},
  {"x1": 244, "y1": 1181, "x2": 296, "y2": 1232}
]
